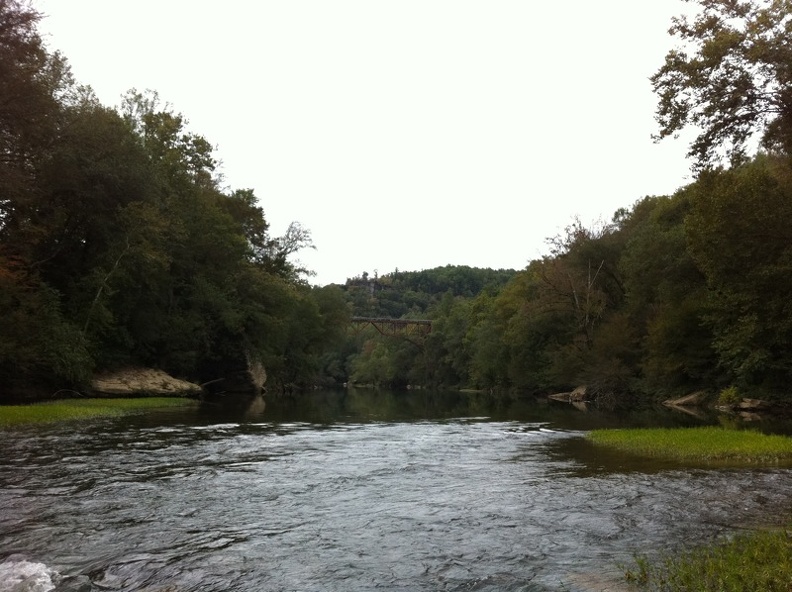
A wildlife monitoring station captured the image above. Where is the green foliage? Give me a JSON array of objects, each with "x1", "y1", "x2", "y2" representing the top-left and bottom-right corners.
[
  {"x1": 340, "y1": 266, "x2": 517, "y2": 390},
  {"x1": 9, "y1": 0, "x2": 792, "y2": 404},
  {"x1": 652, "y1": 0, "x2": 792, "y2": 170},
  {"x1": 625, "y1": 528, "x2": 792, "y2": 591},
  {"x1": 343, "y1": 265, "x2": 517, "y2": 318},
  {"x1": 0, "y1": 0, "x2": 69, "y2": 221},
  {"x1": 619, "y1": 194, "x2": 716, "y2": 396},
  {"x1": 718, "y1": 386, "x2": 742, "y2": 407},
  {"x1": 685, "y1": 156, "x2": 792, "y2": 395},
  {"x1": 0, "y1": 263, "x2": 93, "y2": 396},
  {"x1": 484, "y1": 269, "x2": 559, "y2": 391},
  {"x1": 0, "y1": 9, "x2": 337, "y2": 398},
  {"x1": 350, "y1": 340, "x2": 397, "y2": 387},
  {"x1": 339, "y1": 176, "x2": 791, "y2": 400},
  {"x1": 588, "y1": 427, "x2": 792, "y2": 464},
  {"x1": 0, "y1": 398, "x2": 198, "y2": 427}
]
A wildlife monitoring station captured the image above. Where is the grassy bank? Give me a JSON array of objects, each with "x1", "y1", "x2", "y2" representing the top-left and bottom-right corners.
[
  {"x1": 588, "y1": 426, "x2": 792, "y2": 463},
  {"x1": 0, "y1": 397, "x2": 199, "y2": 427},
  {"x1": 625, "y1": 527, "x2": 792, "y2": 591},
  {"x1": 595, "y1": 426, "x2": 792, "y2": 590}
]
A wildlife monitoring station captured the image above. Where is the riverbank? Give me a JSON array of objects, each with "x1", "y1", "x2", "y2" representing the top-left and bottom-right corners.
[
  {"x1": 625, "y1": 526, "x2": 792, "y2": 591},
  {"x1": 590, "y1": 426, "x2": 792, "y2": 590},
  {"x1": 0, "y1": 397, "x2": 200, "y2": 427}
]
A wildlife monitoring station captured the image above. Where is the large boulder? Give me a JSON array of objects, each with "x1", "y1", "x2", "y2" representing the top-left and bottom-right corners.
[
  {"x1": 91, "y1": 368, "x2": 202, "y2": 397},
  {"x1": 569, "y1": 385, "x2": 588, "y2": 402},
  {"x1": 548, "y1": 385, "x2": 588, "y2": 403},
  {"x1": 737, "y1": 398, "x2": 774, "y2": 411}
]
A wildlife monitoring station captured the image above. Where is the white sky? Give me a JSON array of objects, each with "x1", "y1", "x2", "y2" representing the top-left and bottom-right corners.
[{"x1": 37, "y1": 0, "x2": 695, "y2": 286}]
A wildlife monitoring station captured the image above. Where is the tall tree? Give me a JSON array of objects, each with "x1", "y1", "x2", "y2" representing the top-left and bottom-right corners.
[
  {"x1": 685, "y1": 155, "x2": 792, "y2": 395},
  {"x1": 0, "y1": 1, "x2": 95, "y2": 395},
  {"x1": 618, "y1": 194, "x2": 715, "y2": 395},
  {"x1": 0, "y1": 0, "x2": 72, "y2": 237},
  {"x1": 652, "y1": 0, "x2": 792, "y2": 170}
]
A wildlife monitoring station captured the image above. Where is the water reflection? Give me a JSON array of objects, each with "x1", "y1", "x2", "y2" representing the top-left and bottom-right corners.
[{"x1": 202, "y1": 387, "x2": 722, "y2": 430}]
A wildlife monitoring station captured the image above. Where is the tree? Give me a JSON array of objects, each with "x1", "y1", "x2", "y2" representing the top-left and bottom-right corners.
[
  {"x1": 0, "y1": 256, "x2": 92, "y2": 397},
  {"x1": 493, "y1": 267, "x2": 562, "y2": 391},
  {"x1": 0, "y1": 0, "x2": 72, "y2": 234},
  {"x1": 220, "y1": 188, "x2": 272, "y2": 261},
  {"x1": 685, "y1": 155, "x2": 792, "y2": 395},
  {"x1": 617, "y1": 194, "x2": 715, "y2": 396},
  {"x1": 0, "y1": 2, "x2": 99, "y2": 395},
  {"x1": 264, "y1": 221, "x2": 316, "y2": 281},
  {"x1": 541, "y1": 218, "x2": 624, "y2": 352},
  {"x1": 652, "y1": 0, "x2": 792, "y2": 170},
  {"x1": 26, "y1": 102, "x2": 153, "y2": 298}
]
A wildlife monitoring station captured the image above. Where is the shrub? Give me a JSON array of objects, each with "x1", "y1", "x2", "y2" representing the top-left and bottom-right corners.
[{"x1": 718, "y1": 385, "x2": 742, "y2": 407}]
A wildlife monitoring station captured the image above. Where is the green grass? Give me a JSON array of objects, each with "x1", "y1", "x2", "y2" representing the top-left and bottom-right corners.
[
  {"x1": 588, "y1": 426, "x2": 792, "y2": 463},
  {"x1": 625, "y1": 528, "x2": 792, "y2": 591},
  {"x1": 0, "y1": 397, "x2": 199, "y2": 427}
]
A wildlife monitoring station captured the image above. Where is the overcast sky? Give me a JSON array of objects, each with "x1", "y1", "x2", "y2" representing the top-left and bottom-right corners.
[{"x1": 38, "y1": 0, "x2": 695, "y2": 286}]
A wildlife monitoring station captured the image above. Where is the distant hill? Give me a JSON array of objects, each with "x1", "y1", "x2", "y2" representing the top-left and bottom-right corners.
[{"x1": 340, "y1": 265, "x2": 519, "y2": 318}]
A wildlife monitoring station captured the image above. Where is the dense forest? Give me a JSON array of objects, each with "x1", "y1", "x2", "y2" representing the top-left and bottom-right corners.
[
  {"x1": 4, "y1": 0, "x2": 792, "y2": 406},
  {"x1": 0, "y1": 0, "x2": 349, "y2": 399}
]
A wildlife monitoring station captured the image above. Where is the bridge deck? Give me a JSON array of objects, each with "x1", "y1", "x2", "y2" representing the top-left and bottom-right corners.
[
  {"x1": 351, "y1": 317, "x2": 432, "y2": 326},
  {"x1": 350, "y1": 317, "x2": 432, "y2": 340}
]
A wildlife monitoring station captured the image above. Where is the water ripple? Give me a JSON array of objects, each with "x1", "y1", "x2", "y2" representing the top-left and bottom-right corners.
[{"x1": 1, "y1": 414, "x2": 792, "y2": 591}]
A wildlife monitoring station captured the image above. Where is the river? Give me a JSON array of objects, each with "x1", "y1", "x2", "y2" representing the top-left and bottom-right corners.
[{"x1": 2, "y1": 389, "x2": 792, "y2": 591}]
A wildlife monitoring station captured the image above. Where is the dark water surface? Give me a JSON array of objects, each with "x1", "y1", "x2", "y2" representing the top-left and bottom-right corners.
[{"x1": 2, "y1": 389, "x2": 792, "y2": 591}]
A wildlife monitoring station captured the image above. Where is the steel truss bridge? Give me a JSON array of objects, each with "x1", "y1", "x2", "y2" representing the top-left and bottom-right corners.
[{"x1": 350, "y1": 317, "x2": 432, "y2": 343}]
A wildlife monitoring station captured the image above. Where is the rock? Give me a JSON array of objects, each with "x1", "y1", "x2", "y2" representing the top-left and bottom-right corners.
[
  {"x1": 91, "y1": 368, "x2": 202, "y2": 397},
  {"x1": 202, "y1": 349, "x2": 267, "y2": 395},
  {"x1": 570, "y1": 385, "x2": 588, "y2": 402},
  {"x1": 666, "y1": 404, "x2": 709, "y2": 419},
  {"x1": 245, "y1": 350, "x2": 267, "y2": 393},
  {"x1": 737, "y1": 398, "x2": 773, "y2": 411},
  {"x1": 548, "y1": 386, "x2": 588, "y2": 403},
  {"x1": 663, "y1": 391, "x2": 709, "y2": 407}
]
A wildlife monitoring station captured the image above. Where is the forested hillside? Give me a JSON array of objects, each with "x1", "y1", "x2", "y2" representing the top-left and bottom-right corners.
[
  {"x1": 342, "y1": 266, "x2": 517, "y2": 318},
  {"x1": 4, "y1": 0, "x2": 792, "y2": 406},
  {"x1": 337, "y1": 0, "x2": 792, "y2": 404},
  {"x1": 339, "y1": 156, "x2": 792, "y2": 404}
]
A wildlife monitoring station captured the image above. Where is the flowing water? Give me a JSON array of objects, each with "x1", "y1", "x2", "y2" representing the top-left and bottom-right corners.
[{"x1": 2, "y1": 389, "x2": 792, "y2": 592}]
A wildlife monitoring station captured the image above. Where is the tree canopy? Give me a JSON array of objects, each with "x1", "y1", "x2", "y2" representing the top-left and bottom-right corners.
[
  {"x1": 7, "y1": 0, "x2": 792, "y2": 407},
  {"x1": 652, "y1": 0, "x2": 792, "y2": 170},
  {"x1": 0, "y1": 4, "x2": 333, "y2": 398}
]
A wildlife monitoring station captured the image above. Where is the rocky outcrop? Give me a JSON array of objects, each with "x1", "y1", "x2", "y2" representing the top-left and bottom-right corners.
[
  {"x1": 201, "y1": 349, "x2": 267, "y2": 395},
  {"x1": 737, "y1": 398, "x2": 774, "y2": 411},
  {"x1": 548, "y1": 385, "x2": 588, "y2": 403},
  {"x1": 663, "y1": 391, "x2": 709, "y2": 407},
  {"x1": 715, "y1": 396, "x2": 777, "y2": 414},
  {"x1": 662, "y1": 392, "x2": 786, "y2": 419},
  {"x1": 714, "y1": 397, "x2": 779, "y2": 420},
  {"x1": 91, "y1": 368, "x2": 202, "y2": 397}
]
